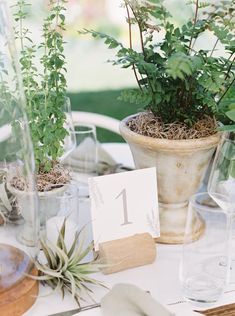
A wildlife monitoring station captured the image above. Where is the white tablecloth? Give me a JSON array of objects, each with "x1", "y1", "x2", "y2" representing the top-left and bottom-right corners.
[{"x1": 24, "y1": 143, "x2": 235, "y2": 316}]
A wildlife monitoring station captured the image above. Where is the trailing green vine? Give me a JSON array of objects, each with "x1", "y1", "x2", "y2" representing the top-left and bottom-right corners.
[{"x1": 13, "y1": 0, "x2": 68, "y2": 172}]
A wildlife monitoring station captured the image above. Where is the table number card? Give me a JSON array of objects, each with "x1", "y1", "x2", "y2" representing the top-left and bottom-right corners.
[{"x1": 89, "y1": 167, "x2": 160, "y2": 251}]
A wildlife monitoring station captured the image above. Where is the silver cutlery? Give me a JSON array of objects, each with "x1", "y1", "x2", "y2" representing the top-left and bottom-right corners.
[
  {"x1": 47, "y1": 303, "x2": 101, "y2": 316},
  {"x1": 47, "y1": 289, "x2": 235, "y2": 316}
]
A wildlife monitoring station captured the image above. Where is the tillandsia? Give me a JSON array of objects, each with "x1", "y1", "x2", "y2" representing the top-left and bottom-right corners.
[
  {"x1": 34, "y1": 220, "x2": 105, "y2": 305},
  {"x1": 81, "y1": 0, "x2": 235, "y2": 133},
  {"x1": 12, "y1": 0, "x2": 68, "y2": 173}
]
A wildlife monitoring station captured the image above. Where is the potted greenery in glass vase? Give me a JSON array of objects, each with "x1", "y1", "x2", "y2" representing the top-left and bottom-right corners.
[
  {"x1": 82, "y1": 0, "x2": 235, "y2": 243},
  {"x1": 7, "y1": 0, "x2": 75, "y2": 236}
]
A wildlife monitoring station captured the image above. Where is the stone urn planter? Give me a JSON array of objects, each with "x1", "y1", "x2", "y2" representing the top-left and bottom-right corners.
[
  {"x1": 7, "y1": 183, "x2": 67, "y2": 245},
  {"x1": 120, "y1": 114, "x2": 221, "y2": 244}
]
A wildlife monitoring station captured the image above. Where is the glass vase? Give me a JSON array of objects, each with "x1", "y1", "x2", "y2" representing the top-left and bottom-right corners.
[{"x1": 0, "y1": 1, "x2": 39, "y2": 314}]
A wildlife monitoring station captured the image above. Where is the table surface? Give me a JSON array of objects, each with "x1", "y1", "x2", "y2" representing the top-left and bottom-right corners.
[{"x1": 24, "y1": 143, "x2": 235, "y2": 316}]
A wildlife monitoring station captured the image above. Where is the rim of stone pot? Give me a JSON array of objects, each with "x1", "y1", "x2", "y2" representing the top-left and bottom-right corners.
[
  {"x1": 7, "y1": 182, "x2": 67, "y2": 197},
  {"x1": 119, "y1": 113, "x2": 221, "y2": 151}
]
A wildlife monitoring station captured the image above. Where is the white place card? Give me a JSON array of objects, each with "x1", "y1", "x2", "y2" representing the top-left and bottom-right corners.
[{"x1": 89, "y1": 167, "x2": 160, "y2": 251}]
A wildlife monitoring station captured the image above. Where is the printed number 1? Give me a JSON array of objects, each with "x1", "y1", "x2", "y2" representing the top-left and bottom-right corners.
[{"x1": 115, "y1": 188, "x2": 133, "y2": 226}]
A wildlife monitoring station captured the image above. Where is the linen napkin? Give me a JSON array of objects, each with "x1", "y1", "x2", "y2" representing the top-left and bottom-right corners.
[
  {"x1": 63, "y1": 141, "x2": 132, "y2": 175},
  {"x1": 100, "y1": 283, "x2": 176, "y2": 316}
]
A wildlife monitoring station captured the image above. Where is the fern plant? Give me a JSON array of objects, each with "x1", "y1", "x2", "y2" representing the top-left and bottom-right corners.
[
  {"x1": 82, "y1": 0, "x2": 235, "y2": 130},
  {"x1": 12, "y1": 0, "x2": 68, "y2": 173}
]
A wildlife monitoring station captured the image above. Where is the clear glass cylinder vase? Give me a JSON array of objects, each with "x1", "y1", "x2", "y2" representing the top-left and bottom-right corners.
[{"x1": 0, "y1": 1, "x2": 39, "y2": 313}]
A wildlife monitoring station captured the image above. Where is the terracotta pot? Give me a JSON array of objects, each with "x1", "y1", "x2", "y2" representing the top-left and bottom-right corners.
[{"x1": 119, "y1": 113, "x2": 220, "y2": 244}]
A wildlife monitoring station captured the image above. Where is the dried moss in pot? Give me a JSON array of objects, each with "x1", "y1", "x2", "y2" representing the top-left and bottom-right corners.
[{"x1": 127, "y1": 112, "x2": 218, "y2": 140}]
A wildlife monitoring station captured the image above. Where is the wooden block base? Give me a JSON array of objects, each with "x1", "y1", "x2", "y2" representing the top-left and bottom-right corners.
[
  {"x1": 99, "y1": 233, "x2": 156, "y2": 274},
  {"x1": 0, "y1": 244, "x2": 39, "y2": 316}
]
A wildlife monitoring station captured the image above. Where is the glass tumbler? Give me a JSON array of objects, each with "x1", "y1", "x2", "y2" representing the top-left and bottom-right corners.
[
  {"x1": 60, "y1": 97, "x2": 76, "y2": 161},
  {"x1": 62, "y1": 125, "x2": 97, "y2": 260},
  {"x1": 207, "y1": 132, "x2": 235, "y2": 283},
  {"x1": 64, "y1": 124, "x2": 97, "y2": 193},
  {"x1": 43, "y1": 183, "x2": 79, "y2": 249},
  {"x1": 179, "y1": 192, "x2": 229, "y2": 307}
]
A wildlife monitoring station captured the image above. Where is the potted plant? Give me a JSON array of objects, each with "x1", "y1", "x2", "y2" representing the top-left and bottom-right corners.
[
  {"x1": 6, "y1": 0, "x2": 74, "y2": 241},
  {"x1": 82, "y1": 0, "x2": 235, "y2": 243}
]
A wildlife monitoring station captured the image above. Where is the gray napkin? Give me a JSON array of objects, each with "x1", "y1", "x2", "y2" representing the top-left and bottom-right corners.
[
  {"x1": 63, "y1": 142, "x2": 132, "y2": 175},
  {"x1": 101, "y1": 283, "x2": 176, "y2": 316}
]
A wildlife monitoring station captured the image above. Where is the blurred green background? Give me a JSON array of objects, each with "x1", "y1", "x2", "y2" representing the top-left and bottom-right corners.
[{"x1": 68, "y1": 90, "x2": 142, "y2": 143}]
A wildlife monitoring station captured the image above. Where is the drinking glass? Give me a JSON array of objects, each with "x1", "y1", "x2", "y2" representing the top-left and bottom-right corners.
[
  {"x1": 60, "y1": 97, "x2": 76, "y2": 161},
  {"x1": 208, "y1": 132, "x2": 235, "y2": 212},
  {"x1": 62, "y1": 125, "x2": 97, "y2": 261},
  {"x1": 208, "y1": 132, "x2": 235, "y2": 283},
  {"x1": 64, "y1": 124, "x2": 97, "y2": 192},
  {"x1": 180, "y1": 192, "x2": 229, "y2": 306},
  {"x1": 43, "y1": 183, "x2": 79, "y2": 249}
]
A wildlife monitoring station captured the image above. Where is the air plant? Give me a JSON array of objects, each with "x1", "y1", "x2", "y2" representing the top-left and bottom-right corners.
[
  {"x1": 34, "y1": 220, "x2": 105, "y2": 305},
  {"x1": 0, "y1": 170, "x2": 18, "y2": 225}
]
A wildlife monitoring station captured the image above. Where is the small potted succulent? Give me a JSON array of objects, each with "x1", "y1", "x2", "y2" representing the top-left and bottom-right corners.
[
  {"x1": 82, "y1": 0, "x2": 235, "y2": 243},
  {"x1": 7, "y1": 0, "x2": 74, "y2": 239}
]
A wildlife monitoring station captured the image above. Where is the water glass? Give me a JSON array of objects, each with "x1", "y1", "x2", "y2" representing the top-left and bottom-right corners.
[
  {"x1": 208, "y1": 132, "x2": 235, "y2": 213},
  {"x1": 179, "y1": 192, "x2": 229, "y2": 307},
  {"x1": 61, "y1": 97, "x2": 76, "y2": 160},
  {"x1": 65, "y1": 124, "x2": 97, "y2": 187},
  {"x1": 42, "y1": 183, "x2": 79, "y2": 249},
  {"x1": 208, "y1": 132, "x2": 235, "y2": 283}
]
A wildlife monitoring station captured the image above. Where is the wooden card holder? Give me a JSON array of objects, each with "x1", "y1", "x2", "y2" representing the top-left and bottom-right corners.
[{"x1": 98, "y1": 233, "x2": 156, "y2": 275}]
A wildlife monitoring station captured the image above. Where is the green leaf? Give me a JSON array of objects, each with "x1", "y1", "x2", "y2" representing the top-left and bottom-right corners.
[
  {"x1": 228, "y1": 160, "x2": 235, "y2": 178},
  {"x1": 226, "y1": 109, "x2": 235, "y2": 122},
  {"x1": 166, "y1": 52, "x2": 194, "y2": 80},
  {"x1": 119, "y1": 89, "x2": 152, "y2": 106}
]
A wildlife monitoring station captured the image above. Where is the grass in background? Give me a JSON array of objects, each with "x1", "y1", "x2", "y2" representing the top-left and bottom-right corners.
[{"x1": 68, "y1": 89, "x2": 142, "y2": 142}]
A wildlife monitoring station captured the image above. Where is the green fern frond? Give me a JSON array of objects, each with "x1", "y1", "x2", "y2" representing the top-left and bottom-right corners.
[
  {"x1": 79, "y1": 29, "x2": 123, "y2": 50},
  {"x1": 187, "y1": 1, "x2": 210, "y2": 8},
  {"x1": 119, "y1": 89, "x2": 152, "y2": 106},
  {"x1": 166, "y1": 52, "x2": 194, "y2": 80}
]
